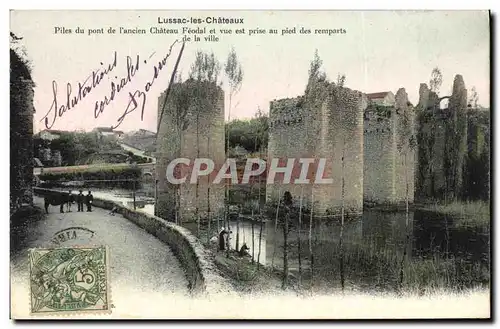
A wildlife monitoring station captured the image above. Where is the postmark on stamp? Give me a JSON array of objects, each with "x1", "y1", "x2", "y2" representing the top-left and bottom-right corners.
[{"x1": 28, "y1": 246, "x2": 110, "y2": 315}]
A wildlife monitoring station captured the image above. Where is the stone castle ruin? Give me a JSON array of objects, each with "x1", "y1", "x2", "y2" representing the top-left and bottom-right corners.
[
  {"x1": 154, "y1": 73, "x2": 489, "y2": 223},
  {"x1": 363, "y1": 89, "x2": 416, "y2": 206},
  {"x1": 415, "y1": 75, "x2": 490, "y2": 202},
  {"x1": 267, "y1": 81, "x2": 366, "y2": 217},
  {"x1": 267, "y1": 73, "x2": 489, "y2": 216},
  {"x1": 155, "y1": 79, "x2": 225, "y2": 223}
]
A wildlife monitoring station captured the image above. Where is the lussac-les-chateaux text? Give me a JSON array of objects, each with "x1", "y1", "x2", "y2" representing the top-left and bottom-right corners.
[{"x1": 157, "y1": 16, "x2": 244, "y2": 25}]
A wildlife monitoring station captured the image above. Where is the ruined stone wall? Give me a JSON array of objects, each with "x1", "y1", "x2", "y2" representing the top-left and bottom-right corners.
[
  {"x1": 465, "y1": 109, "x2": 490, "y2": 200},
  {"x1": 266, "y1": 84, "x2": 365, "y2": 217},
  {"x1": 314, "y1": 87, "x2": 365, "y2": 216},
  {"x1": 393, "y1": 88, "x2": 416, "y2": 204},
  {"x1": 363, "y1": 89, "x2": 416, "y2": 206},
  {"x1": 266, "y1": 97, "x2": 312, "y2": 207},
  {"x1": 156, "y1": 80, "x2": 225, "y2": 222},
  {"x1": 445, "y1": 75, "x2": 468, "y2": 200},
  {"x1": 416, "y1": 75, "x2": 470, "y2": 201},
  {"x1": 363, "y1": 106, "x2": 396, "y2": 204},
  {"x1": 415, "y1": 83, "x2": 446, "y2": 200}
]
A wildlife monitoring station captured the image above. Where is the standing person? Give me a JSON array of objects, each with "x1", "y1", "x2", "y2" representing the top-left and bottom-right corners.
[
  {"x1": 218, "y1": 227, "x2": 232, "y2": 251},
  {"x1": 86, "y1": 191, "x2": 94, "y2": 212},
  {"x1": 66, "y1": 190, "x2": 74, "y2": 212},
  {"x1": 218, "y1": 228, "x2": 228, "y2": 251},
  {"x1": 77, "y1": 190, "x2": 84, "y2": 212}
]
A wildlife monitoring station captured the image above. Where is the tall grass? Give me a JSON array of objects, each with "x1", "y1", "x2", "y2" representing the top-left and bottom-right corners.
[
  {"x1": 303, "y1": 238, "x2": 489, "y2": 294},
  {"x1": 422, "y1": 201, "x2": 490, "y2": 227}
]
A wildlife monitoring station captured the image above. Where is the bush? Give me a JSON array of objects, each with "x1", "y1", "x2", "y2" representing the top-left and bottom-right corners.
[{"x1": 39, "y1": 166, "x2": 141, "y2": 189}]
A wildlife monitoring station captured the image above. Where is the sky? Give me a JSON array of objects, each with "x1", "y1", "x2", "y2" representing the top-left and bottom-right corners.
[{"x1": 10, "y1": 10, "x2": 490, "y2": 133}]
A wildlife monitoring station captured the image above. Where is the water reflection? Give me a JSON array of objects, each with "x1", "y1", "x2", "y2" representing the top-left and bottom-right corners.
[
  {"x1": 227, "y1": 220, "x2": 268, "y2": 265},
  {"x1": 228, "y1": 209, "x2": 489, "y2": 291}
]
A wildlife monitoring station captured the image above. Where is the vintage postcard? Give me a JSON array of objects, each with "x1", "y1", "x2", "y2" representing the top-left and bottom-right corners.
[{"x1": 10, "y1": 10, "x2": 491, "y2": 319}]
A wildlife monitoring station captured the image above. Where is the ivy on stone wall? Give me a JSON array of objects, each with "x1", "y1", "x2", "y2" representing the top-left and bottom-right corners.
[
  {"x1": 415, "y1": 77, "x2": 490, "y2": 203},
  {"x1": 10, "y1": 34, "x2": 35, "y2": 213}
]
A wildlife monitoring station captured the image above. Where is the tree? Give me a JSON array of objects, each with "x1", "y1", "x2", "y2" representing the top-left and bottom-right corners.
[
  {"x1": 282, "y1": 191, "x2": 293, "y2": 289},
  {"x1": 10, "y1": 33, "x2": 35, "y2": 212},
  {"x1": 224, "y1": 47, "x2": 244, "y2": 122},
  {"x1": 297, "y1": 186, "x2": 304, "y2": 289},
  {"x1": 189, "y1": 51, "x2": 221, "y2": 84},
  {"x1": 224, "y1": 47, "x2": 244, "y2": 254},
  {"x1": 188, "y1": 50, "x2": 222, "y2": 236},
  {"x1": 257, "y1": 214, "x2": 264, "y2": 271},
  {"x1": 468, "y1": 86, "x2": 479, "y2": 108},
  {"x1": 271, "y1": 188, "x2": 281, "y2": 268},
  {"x1": 339, "y1": 148, "x2": 346, "y2": 293},
  {"x1": 225, "y1": 115, "x2": 269, "y2": 153},
  {"x1": 429, "y1": 67, "x2": 443, "y2": 95},
  {"x1": 336, "y1": 73, "x2": 346, "y2": 87},
  {"x1": 309, "y1": 194, "x2": 315, "y2": 293},
  {"x1": 305, "y1": 49, "x2": 327, "y2": 95}
]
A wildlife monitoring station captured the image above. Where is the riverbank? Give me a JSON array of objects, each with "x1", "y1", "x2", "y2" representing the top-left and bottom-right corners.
[
  {"x1": 364, "y1": 200, "x2": 490, "y2": 228},
  {"x1": 208, "y1": 242, "x2": 288, "y2": 295},
  {"x1": 419, "y1": 201, "x2": 490, "y2": 227}
]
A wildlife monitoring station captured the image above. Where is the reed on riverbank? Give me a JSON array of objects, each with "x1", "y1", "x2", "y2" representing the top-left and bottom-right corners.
[
  {"x1": 302, "y1": 238, "x2": 489, "y2": 294},
  {"x1": 420, "y1": 201, "x2": 490, "y2": 227}
]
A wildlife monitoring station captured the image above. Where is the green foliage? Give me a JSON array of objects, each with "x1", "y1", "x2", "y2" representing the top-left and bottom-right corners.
[
  {"x1": 189, "y1": 50, "x2": 221, "y2": 84},
  {"x1": 368, "y1": 104, "x2": 393, "y2": 118},
  {"x1": 305, "y1": 49, "x2": 328, "y2": 95},
  {"x1": 171, "y1": 51, "x2": 224, "y2": 133},
  {"x1": 11, "y1": 33, "x2": 35, "y2": 211},
  {"x1": 224, "y1": 47, "x2": 244, "y2": 96},
  {"x1": 429, "y1": 67, "x2": 443, "y2": 95},
  {"x1": 39, "y1": 166, "x2": 141, "y2": 189},
  {"x1": 309, "y1": 236, "x2": 488, "y2": 293},
  {"x1": 170, "y1": 81, "x2": 193, "y2": 131},
  {"x1": 34, "y1": 131, "x2": 123, "y2": 166},
  {"x1": 468, "y1": 86, "x2": 479, "y2": 108},
  {"x1": 421, "y1": 201, "x2": 490, "y2": 228},
  {"x1": 225, "y1": 115, "x2": 269, "y2": 153},
  {"x1": 336, "y1": 73, "x2": 346, "y2": 87},
  {"x1": 416, "y1": 102, "x2": 490, "y2": 202},
  {"x1": 308, "y1": 50, "x2": 326, "y2": 83}
]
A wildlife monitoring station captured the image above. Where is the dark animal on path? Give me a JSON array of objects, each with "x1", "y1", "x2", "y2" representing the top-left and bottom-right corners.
[{"x1": 44, "y1": 194, "x2": 68, "y2": 214}]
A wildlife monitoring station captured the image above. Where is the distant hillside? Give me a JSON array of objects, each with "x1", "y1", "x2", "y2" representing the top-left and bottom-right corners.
[{"x1": 121, "y1": 129, "x2": 157, "y2": 154}]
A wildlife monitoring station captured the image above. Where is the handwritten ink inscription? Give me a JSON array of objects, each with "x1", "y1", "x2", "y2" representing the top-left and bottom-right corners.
[{"x1": 41, "y1": 39, "x2": 183, "y2": 130}]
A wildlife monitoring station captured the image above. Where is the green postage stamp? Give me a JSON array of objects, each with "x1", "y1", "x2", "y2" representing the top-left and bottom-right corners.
[{"x1": 28, "y1": 246, "x2": 110, "y2": 315}]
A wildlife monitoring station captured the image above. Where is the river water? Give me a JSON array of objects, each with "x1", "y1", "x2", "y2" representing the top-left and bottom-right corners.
[{"x1": 52, "y1": 187, "x2": 490, "y2": 293}]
